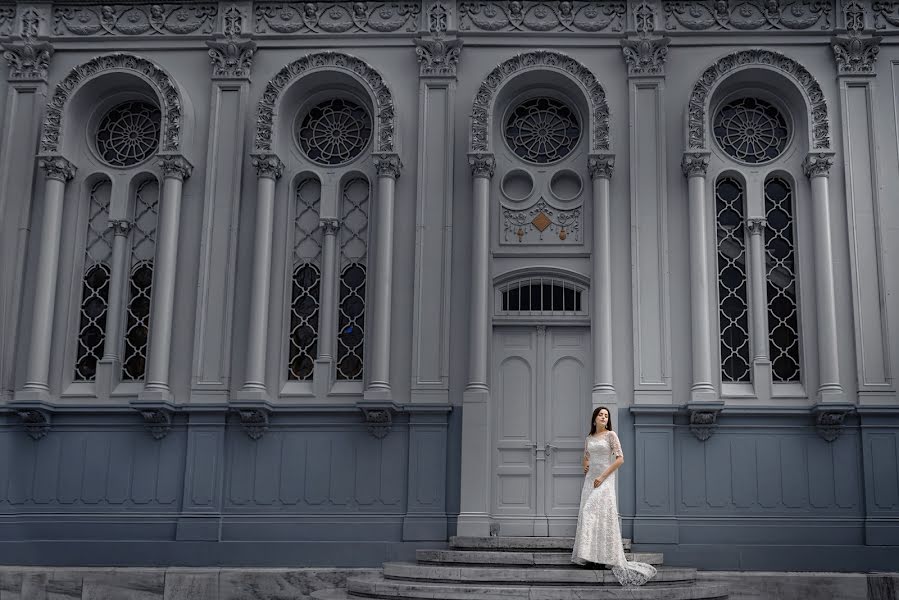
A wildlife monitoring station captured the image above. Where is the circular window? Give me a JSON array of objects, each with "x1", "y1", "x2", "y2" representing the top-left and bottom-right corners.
[
  {"x1": 504, "y1": 97, "x2": 580, "y2": 164},
  {"x1": 501, "y1": 169, "x2": 534, "y2": 201},
  {"x1": 713, "y1": 97, "x2": 790, "y2": 164},
  {"x1": 95, "y1": 101, "x2": 162, "y2": 168},
  {"x1": 296, "y1": 98, "x2": 372, "y2": 166}
]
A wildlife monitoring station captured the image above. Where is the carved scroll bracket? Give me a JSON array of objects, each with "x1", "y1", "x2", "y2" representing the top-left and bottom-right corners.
[
  {"x1": 813, "y1": 405, "x2": 854, "y2": 442},
  {"x1": 359, "y1": 405, "x2": 395, "y2": 439},
  {"x1": 234, "y1": 406, "x2": 270, "y2": 440},
  {"x1": 687, "y1": 402, "x2": 724, "y2": 442},
  {"x1": 16, "y1": 408, "x2": 52, "y2": 440},
  {"x1": 138, "y1": 407, "x2": 173, "y2": 440}
]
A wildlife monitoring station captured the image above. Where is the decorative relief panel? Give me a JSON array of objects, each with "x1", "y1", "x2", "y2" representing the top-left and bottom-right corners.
[
  {"x1": 0, "y1": 6, "x2": 15, "y2": 36},
  {"x1": 52, "y1": 4, "x2": 217, "y2": 36},
  {"x1": 662, "y1": 0, "x2": 832, "y2": 31},
  {"x1": 502, "y1": 197, "x2": 581, "y2": 244},
  {"x1": 873, "y1": 1, "x2": 899, "y2": 29},
  {"x1": 254, "y1": 2, "x2": 421, "y2": 34},
  {"x1": 458, "y1": 1, "x2": 626, "y2": 33}
]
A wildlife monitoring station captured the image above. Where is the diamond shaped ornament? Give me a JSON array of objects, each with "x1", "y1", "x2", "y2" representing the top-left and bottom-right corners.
[{"x1": 531, "y1": 212, "x2": 552, "y2": 232}]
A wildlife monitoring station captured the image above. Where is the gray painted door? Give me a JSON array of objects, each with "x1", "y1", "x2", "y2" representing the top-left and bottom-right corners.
[{"x1": 492, "y1": 326, "x2": 591, "y2": 536}]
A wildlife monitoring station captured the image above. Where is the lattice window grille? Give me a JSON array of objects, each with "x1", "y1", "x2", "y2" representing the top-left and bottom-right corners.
[
  {"x1": 336, "y1": 177, "x2": 369, "y2": 381},
  {"x1": 498, "y1": 278, "x2": 586, "y2": 316},
  {"x1": 504, "y1": 97, "x2": 580, "y2": 164},
  {"x1": 74, "y1": 180, "x2": 113, "y2": 381},
  {"x1": 716, "y1": 176, "x2": 751, "y2": 383},
  {"x1": 95, "y1": 101, "x2": 162, "y2": 168},
  {"x1": 121, "y1": 179, "x2": 159, "y2": 381},
  {"x1": 764, "y1": 177, "x2": 801, "y2": 382},
  {"x1": 296, "y1": 98, "x2": 372, "y2": 166},
  {"x1": 287, "y1": 178, "x2": 323, "y2": 381},
  {"x1": 713, "y1": 97, "x2": 789, "y2": 164}
]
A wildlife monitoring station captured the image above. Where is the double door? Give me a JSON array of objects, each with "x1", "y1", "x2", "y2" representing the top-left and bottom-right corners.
[{"x1": 492, "y1": 326, "x2": 591, "y2": 536}]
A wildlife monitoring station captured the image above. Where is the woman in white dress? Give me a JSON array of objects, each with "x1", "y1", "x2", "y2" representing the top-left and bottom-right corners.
[{"x1": 571, "y1": 406, "x2": 657, "y2": 587}]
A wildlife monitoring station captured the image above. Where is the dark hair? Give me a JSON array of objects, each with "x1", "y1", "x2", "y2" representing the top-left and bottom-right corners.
[{"x1": 589, "y1": 406, "x2": 613, "y2": 435}]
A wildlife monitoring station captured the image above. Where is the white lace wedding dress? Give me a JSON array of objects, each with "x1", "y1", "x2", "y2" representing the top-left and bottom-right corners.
[{"x1": 571, "y1": 431, "x2": 657, "y2": 587}]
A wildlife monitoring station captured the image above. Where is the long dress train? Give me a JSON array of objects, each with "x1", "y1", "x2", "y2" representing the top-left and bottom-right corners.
[{"x1": 571, "y1": 430, "x2": 657, "y2": 587}]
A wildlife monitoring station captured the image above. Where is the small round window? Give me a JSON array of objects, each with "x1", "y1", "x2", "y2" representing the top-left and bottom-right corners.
[
  {"x1": 504, "y1": 97, "x2": 580, "y2": 164},
  {"x1": 713, "y1": 97, "x2": 790, "y2": 164},
  {"x1": 95, "y1": 101, "x2": 162, "y2": 168},
  {"x1": 296, "y1": 98, "x2": 372, "y2": 166}
]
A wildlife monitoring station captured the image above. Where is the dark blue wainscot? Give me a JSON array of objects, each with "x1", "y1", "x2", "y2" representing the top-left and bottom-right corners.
[
  {"x1": 0, "y1": 403, "x2": 452, "y2": 567},
  {"x1": 630, "y1": 404, "x2": 899, "y2": 571}
]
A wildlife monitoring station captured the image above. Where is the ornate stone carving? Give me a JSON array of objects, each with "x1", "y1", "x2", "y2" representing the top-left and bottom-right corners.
[
  {"x1": 255, "y1": 52, "x2": 395, "y2": 155},
  {"x1": 502, "y1": 198, "x2": 581, "y2": 244},
  {"x1": 470, "y1": 50, "x2": 609, "y2": 153},
  {"x1": 689, "y1": 407, "x2": 721, "y2": 441},
  {"x1": 429, "y1": 2, "x2": 450, "y2": 33},
  {"x1": 42, "y1": 53, "x2": 183, "y2": 155},
  {"x1": 374, "y1": 153, "x2": 402, "y2": 179},
  {"x1": 588, "y1": 154, "x2": 615, "y2": 179},
  {"x1": 110, "y1": 219, "x2": 132, "y2": 236},
  {"x1": 873, "y1": 1, "x2": 899, "y2": 29},
  {"x1": 2, "y1": 39, "x2": 53, "y2": 82},
  {"x1": 688, "y1": 50, "x2": 830, "y2": 151},
  {"x1": 815, "y1": 410, "x2": 845, "y2": 441},
  {"x1": 746, "y1": 218, "x2": 767, "y2": 235},
  {"x1": 158, "y1": 155, "x2": 193, "y2": 180},
  {"x1": 681, "y1": 152, "x2": 710, "y2": 177},
  {"x1": 236, "y1": 408, "x2": 269, "y2": 440},
  {"x1": 251, "y1": 153, "x2": 284, "y2": 179},
  {"x1": 361, "y1": 407, "x2": 392, "y2": 439},
  {"x1": 832, "y1": 34, "x2": 881, "y2": 75},
  {"x1": 0, "y1": 7, "x2": 15, "y2": 37},
  {"x1": 39, "y1": 156, "x2": 76, "y2": 182},
  {"x1": 207, "y1": 36, "x2": 257, "y2": 79},
  {"x1": 20, "y1": 7, "x2": 41, "y2": 38},
  {"x1": 621, "y1": 36, "x2": 670, "y2": 76},
  {"x1": 414, "y1": 36, "x2": 463, "y2": 77},
  {"x1": 320, "y1": 218, "x2": 341, "y2": 235},
  {"x1": 254, "y1": 2, "x2": 420, "y2": 34},
  {"x1": 803, "y1": 152, "x2": 834, "y2": 178},
  {"x1": 139, "y1": 408, "x2": 172, "y2": 440},
  {"x1": 52, "y1": 4, "x2": 217, "y2": 36},
  {"x1": 223, "y1": 4, "x2": 244, "y2": 37},
  {"x1": 468, "y1": 152, "x2": 495, "y2": 178},
  {"x1": 663, "y1": 0, "x2": 831, "y2": 31},
  {"x1": 17, "y1": 409, "x2": 51, "y2": 440},
  {"x1": 458, "y1": 1, "x2": 626, "y2": 33}
]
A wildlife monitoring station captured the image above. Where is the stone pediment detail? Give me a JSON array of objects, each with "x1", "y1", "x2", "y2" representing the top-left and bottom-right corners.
[
  {"x1": 52, "y1": 4, "x2": 218, "y2": 36},
  {"x1": 662, "y1": 0, "x2": 831, "y2": 31},
  {"x1": 254, "y1": 2, "x2": 420, "y2": 34}
]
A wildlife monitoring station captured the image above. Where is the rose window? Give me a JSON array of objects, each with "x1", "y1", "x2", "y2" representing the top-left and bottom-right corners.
[
  {"x1": 95, "y1": 101, "x2": 162, "y2": 167},
  {"x1": 504, "y1": 97, "x2": 580, "y2": 164},
  {"x1": 297, "y1": 98, "x2": 372, "y2": 166},
  {"x1": 713, "y1": 97, "x2": 789, "y2": 164}
]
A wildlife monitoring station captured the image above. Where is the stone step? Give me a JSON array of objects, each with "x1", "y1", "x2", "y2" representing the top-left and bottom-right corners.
[
  {"x1": 417, "y1": 549, "x2": 664, "y2": 566},
  {"x1": 449, "y1": 536, "x2": 631, "y2": 552},
  {"x1": 383, "y1": 563, "x2": 694, "y2": 585},
  {"x1": 344, "y1": 574, "x2": 730, "y2": 599}
]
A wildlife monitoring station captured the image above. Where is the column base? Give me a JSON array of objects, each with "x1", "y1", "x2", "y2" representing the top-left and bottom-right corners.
[
  {"x1": 455, "y1": 513, "x2": 492, "y2": 537},
  {"x1": 816, "y1": 386, "x2": 847, "y2": 404},
  {"x1": 313, "y1": 359, "x2": 332, "y2": 397},
  {"x1": 592, "y1": 389, "x2": 618, "y2": 409},
  {"x1": 137, "y1": 386, "x2": 174, "y2": 404},
  {"x1": 13, "y1": 388, "x2": 51, "y2": 404},
  {"x1": 95, "y1": 358, "x2": 120, "y2": 399},
  {"x1": 690, "y1": 387, "x2": 718, "y2": 403},
  {"x1": 231, "y1": 387, "x2": 271, "y2": 404},
  {"x1": 363, "y1": 387, "x2": 393, "y2": 403}
]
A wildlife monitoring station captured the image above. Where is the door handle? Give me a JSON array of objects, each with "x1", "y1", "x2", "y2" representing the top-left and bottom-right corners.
[{"x1": 544, "y1": 443, "x2": 557, "y2": 455}]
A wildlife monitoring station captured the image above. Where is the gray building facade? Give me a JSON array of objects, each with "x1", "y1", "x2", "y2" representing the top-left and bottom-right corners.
[{"x1": 0, "y1": 0, "x2": 897, "y2": 571}]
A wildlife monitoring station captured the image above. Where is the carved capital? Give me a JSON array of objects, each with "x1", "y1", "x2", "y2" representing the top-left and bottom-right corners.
[
  {"x1": 361, "y1": 407, "x2": 392, "y2": 439},
  {"x1": 251, "y1": 153, "x2": 284, "y2": 180},
  {"x1": 236, "y1": 408, "x2": 269, "y2": 440},
  {"x1": 2, "y1": 39, "x2": 53, "y2": 82},
  {"x1": 689, "y1": 407, "x2": 722, "y2": 442},
  {"x1": 746, "y1": 218, "x2": 767, "y2": 236},
  {"x1": 39, "y1": 156, "x2": 76, "y2": 182},
  {"x1": 374, "y1": 153, "x2": 402, "y2": 179},
  {"x1": 832, "y1": 34, "x2": 881, "y2": 76},
  {"x1": 207, "y1": 36, "x2": 256, "y2": 79},
  {"x1": 588, "y1": 154, "x2": 615, "y2": 180},
  {"x1": 468, "y1": 152, "x2": 495, "y2": 179},
  {"x1": 621, "y1": 36, "x2": 669, "y2": 77},
  {"x1": 109, "y1": 220, "x2": 132, "y2": 236},
  {"x1": 320, "y1": 218, "x2": 341, "y2": 236},
  {"x1": 139, "y1": 408, "x2": 172, "y2": 440},
  {"x1": 414, "y1": 36, "x2": 462, "y2": 78},
  {"x1": 681, "y1": 152, "x2": 710, "y2": 178},
  {"x1": 17, "y1": 409, "x2": 51, "y2": 440},
  {"x1": 158, "y1": 155, "x2": 193, "y2": 180},
  {"x1": 803, "y1": 152, "x2": 834, "y2": 178}
]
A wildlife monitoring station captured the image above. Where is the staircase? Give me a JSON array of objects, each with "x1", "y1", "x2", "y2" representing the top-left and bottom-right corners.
[{"x1": 312, "y1": 536, "x2": 729, "y2": 599}]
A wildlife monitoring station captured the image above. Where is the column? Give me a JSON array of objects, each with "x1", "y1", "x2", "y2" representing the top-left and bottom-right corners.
[
  {"x1": 747, "y1": 217, "x2": 772, "y2": 394},
  {"x1": 588, "y1": 154, "x2": 616, "y2": 407},
  {"x1": 457, "y1": 152, "x2": 494, "y2": 537},
  {"x1": 15, "y1": 157, "x2": 75, "y2": 401},
  {"x1": 364, "y1": 153, "x2": 401, "y2": 399},
  {"x1": 682, "y1": 153, "x2": 716, "y2": 402},
  {"x1": 234, "y1": 154, "x2": 283, "y2": 403},
  {"x1": 137, "y1": 155, "x2": 192, "y2": 404},
  {"x1": 317, "y1": 219, "x2": 340, "y2": 363},
  {"x1": 100, "y1": 221, "x2": 132, "y2": 362},
  {"x1": 803, "y1": 153, "x2": 844, "y2": 403}
]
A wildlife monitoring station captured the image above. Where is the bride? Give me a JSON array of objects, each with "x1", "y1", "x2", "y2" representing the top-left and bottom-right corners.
[{"x1": 571, "y1": 406, "x2": 657, "y2": 587}]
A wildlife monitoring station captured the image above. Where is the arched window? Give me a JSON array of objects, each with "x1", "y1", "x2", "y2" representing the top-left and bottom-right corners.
[
  {"x1": 764, "y1": 176, "x2": 800, "y2": 382},
  {"x1": 122, "y1": 178, "x2": 159, "y2": 381},
  {"x1": 287, "y1": 177, "x2": 322, "y2": 381},
  {"x1": 336, "y1": 176, "x2": 369, "y2": 381},
  {"x1": 498, "y1": 278, "x2": 586, "y2": 316},
  {"x1": 73, "y1": 180, "x2": 113, "y2": 381}
]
